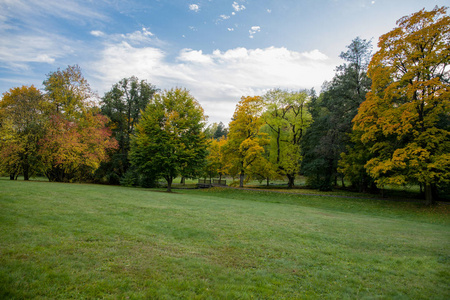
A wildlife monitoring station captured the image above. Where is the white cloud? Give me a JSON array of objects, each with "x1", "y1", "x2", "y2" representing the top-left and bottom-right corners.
[
  {"x1": 90, "y1": 30, "x2": 105, "y2": 37},
  {"x1": 0, "y1": 0, "x2": 106, "y2": 71},
  {"x1": 232, "y1": 1, "x2": 246, "y2": 12},
  {"x1": 92, "y1": 40, "x2": 335, "y2": 123},
  {"x1": 249, "y1": 26, "x2": 261, "y2": 38},
  {"x1": 119, "y1": 29, "x2": 155, "y2": 44},
  {"x1": 220, "y1": 14, "x2": 230, "y2": 20},
  {"x1": 189, "y1": 4, "x2": 200, "y2": 12},
  {"x1": 178, "y1": 49, "x2": 213, "y2": 64},
  {"x1": 227, "y1": 28, "x2": 234, "y2": 32},
  {"x1": 267, "y1": 9, "x2": 272, "y2": 13},
  {"x1": 0, "y1": 33, "x2": 70, "y2": 70}
]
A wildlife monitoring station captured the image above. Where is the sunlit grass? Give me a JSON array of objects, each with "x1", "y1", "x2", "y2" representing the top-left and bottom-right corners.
[{"x1": 1, "y1": 179, "x2": 449, "y2": 298}]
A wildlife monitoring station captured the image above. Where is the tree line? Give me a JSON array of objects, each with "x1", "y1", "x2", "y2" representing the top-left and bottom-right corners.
[{"x1": 1, "y1": 7, "x2": 448, "y2": 204}]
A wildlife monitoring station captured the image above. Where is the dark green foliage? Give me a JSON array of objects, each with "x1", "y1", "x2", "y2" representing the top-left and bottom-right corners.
[
  {"x1": 97, "y1": 77, "x2": 157, "y2": 184},
  {"x1": 205, "y1": 122, "x2": 228, "y2": 140},
  {"x1": 302, "y1": 37, "x2": 372, "y2": 191},
  {"x1": 130, "y1": 88, "x2": 208, "y2": 192},
  {"x1": 213, "y1": 122, "x2": 228, "y2": 139}
]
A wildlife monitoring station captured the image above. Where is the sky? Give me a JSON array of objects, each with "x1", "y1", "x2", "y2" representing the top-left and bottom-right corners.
[{"x1": 0, "y1": 0, "x2": 447, "y2": 124}]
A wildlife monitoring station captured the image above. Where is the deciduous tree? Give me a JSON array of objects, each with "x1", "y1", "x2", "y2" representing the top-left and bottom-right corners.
[
  {"x1": 43, "y1": 65, "x2": 93, "y2": 118},
  {"x1": 130, "y1": 88, "x2": 208, "y2": 192},
  {"x1": 353, "y1": 7, "x2": 450, "y2": 204},
  {"x1": 99, "y1": 77, "x2": 157, "y2": 183},
  {"x1": 0, "y1": 85, "x2": 46, "y2": 180},
  {"x1": 40, "y1": 65, "x2": 117, "y2": 182},
  {"x1": 39, "y1": 112, "x2": 118, "y2": 182},
  {"x1": 225, "y1": 96, "x2": 268, "y2": 187},
  {"x1": 264, "y1": 89, "x2": 311, "y2": 188}
]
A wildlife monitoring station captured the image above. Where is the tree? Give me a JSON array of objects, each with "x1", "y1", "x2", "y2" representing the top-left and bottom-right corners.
[
  {"x1": 204, "y1": 137, "x2": 229, "y2": 181},
  {"x1": 353, "y1": 7, "x2": 450, "y2": 204},
  {"x1": 225, "y1": 96, "x2": 268, "y2": 187},
  {"x1": 130, "y1": 88, "x2": 208, "y2": 192},
  {"x1": 302, "y1": 37, "x2": 372, "y2": 191},
  {"x1": 99, "y1": 77, "x2": 157, "y2": 183},
  {"x1": 213, "y1": 122, "x2": 228, "y2": 140},
  {"x1": 0, "y1": 86, "x2": 46, "y2": 180},
  {"x1": 263, "y1": 89, "x2": 311, "y2": 188},
  {"x1": 40, "y1": 65, "x2": 117, "y2": 182},
  {"x1": 204, "y1": 122, "x2": 228, "y2": 140},
  {"x1": 43, "y1": 65, "x2": 93, "y2": 118},
  {"x1": 39, "y1": 112, "x2": 118, "y2": 182}
]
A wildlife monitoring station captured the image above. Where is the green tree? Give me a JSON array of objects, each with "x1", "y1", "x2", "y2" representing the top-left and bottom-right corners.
[
  {"x1": 130, "y1": 88, "x2": 208, "y2": 192},
  {"x1": 302, "y1": 37, "x2": 372, "y2": 191},
  {"x1": 263, "y1": 89, "x2": 311, "y2": 188},
  {"x1": 353, "y1": 7, "x2": 450, "y2": 204},
  {"x1": 204, "y1": 122, "x2": 228, "y2": 140},
  {"x1": 225, "y1": 96, "x2": 268, "y2": 187},
  {"x1": 0, "y1": 85, "x2": 46, "y2": 180},
  {"x1": 99, "y1": 77, "x2": 157, "y2": 183}
]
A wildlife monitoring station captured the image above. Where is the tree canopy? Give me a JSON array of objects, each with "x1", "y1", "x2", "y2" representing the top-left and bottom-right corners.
[
  {"x1": 225, "y1": 96, "x2": 268, "y2": 187},
  {"x1": 130, "y1": 88, "x2": 208, "y2": 192},
  {"x1": 99, "y1": 77, "x2": 157, "y2": 184},
  {"x1": 263, "y1": 89, "x2": 312, "y2": 188},
  {"x1": 0, "y1": 85, "x2": 46, "y2": 180},
  {"x1": 352, "y1": 6, "x2": 450, "y2": 204}
]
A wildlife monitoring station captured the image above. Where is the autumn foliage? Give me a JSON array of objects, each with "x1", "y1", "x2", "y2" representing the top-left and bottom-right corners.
[
  {"x1": 353, "y1": 6, "x2": 450, "y2": 204},
  {"x1": 1, "y1": 7, "x2": 448, "y2": 204}
]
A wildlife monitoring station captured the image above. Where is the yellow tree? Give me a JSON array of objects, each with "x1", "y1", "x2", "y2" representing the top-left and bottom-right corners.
[
  {"x1": 0, "y1": 85, "x2": 46, "y2": 180},
  {"x1": 225, "y1": 96, "x2": 268, "y2": 187},
  {"x1": 205, "y1": 137, "x2": 230, "y2": 180},
  {"x1": 353, "y1": 6, "x2": 450, "y2": 204}
]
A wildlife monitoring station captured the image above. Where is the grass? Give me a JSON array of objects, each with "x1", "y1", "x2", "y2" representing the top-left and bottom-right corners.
[{"x1": 0, "y1": 179, "x2": 449, "y2": 299}]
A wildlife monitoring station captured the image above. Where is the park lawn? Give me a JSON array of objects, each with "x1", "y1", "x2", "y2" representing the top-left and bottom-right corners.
[{"x1": 0, "y1": 180, "x2": 449, "y2": 299}]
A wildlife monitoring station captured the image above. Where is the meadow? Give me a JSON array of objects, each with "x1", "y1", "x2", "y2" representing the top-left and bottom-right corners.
[{"x1": 0, "y1": 179, "x2": 449, "y2": 299}]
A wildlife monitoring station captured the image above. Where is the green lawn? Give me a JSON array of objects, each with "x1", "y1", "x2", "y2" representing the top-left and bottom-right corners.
[{"x1": 0, "y1": 180, "x2": 449, "y2": 299}]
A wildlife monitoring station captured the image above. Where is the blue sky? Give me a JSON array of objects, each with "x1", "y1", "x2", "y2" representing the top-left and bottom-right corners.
[{"x1": 0, "y1": 0, "x2": 447, "y2": 123}]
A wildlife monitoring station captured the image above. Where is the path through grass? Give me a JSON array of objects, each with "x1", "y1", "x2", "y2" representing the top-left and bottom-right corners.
[{"x1": 0, "y1": 180, "x2": 449, "y2": 298}]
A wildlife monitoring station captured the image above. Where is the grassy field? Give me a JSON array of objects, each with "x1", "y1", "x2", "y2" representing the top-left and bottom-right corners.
[{"x1": 0, "y1": 179, "x2": 449, "y2": 299}]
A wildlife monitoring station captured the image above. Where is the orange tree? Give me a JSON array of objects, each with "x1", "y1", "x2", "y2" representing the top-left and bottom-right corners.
[
  {"x1": 40, "y1": 65, "x2": 117, "y2": 182},
  {"x1": 353, "y1": 7, "x2": 450, "y2": 204}
]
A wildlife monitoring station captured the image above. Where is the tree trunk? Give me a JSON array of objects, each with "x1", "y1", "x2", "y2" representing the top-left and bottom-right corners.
[
  {"x1": 180, "y1": 176, "x2": 185, "y2": 185},
  {"x1": 9, "y1": 173, "x2": 15, "y2": 180},
  {"x1": 424, "y1": 184, "x2": 434, "y2": 206},
  {"x1": 23, "y1": 162, "x2": 30, "y2": 181},
  {"x1": 166, "y1": 176, "x2": 173, "y2": 192},
  {"x1": 239, "y1": 171, "x2": 244, "y2": 188},
  {"x1": 287, "y1": 174, "x2": 295, "y2": 189},
  {"x1": 267, "y1": 177, "x2": 270, "y2": 186}
]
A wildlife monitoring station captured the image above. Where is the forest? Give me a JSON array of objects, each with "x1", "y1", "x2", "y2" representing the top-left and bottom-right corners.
[{"x1": 1, "y1": 7, "x2": 449, "y2": 205}]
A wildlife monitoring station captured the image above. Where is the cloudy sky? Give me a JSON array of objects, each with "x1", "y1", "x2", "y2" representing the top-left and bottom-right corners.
[{"x1": 0, "y1": 0, "x2": 446, "y2": 124}]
